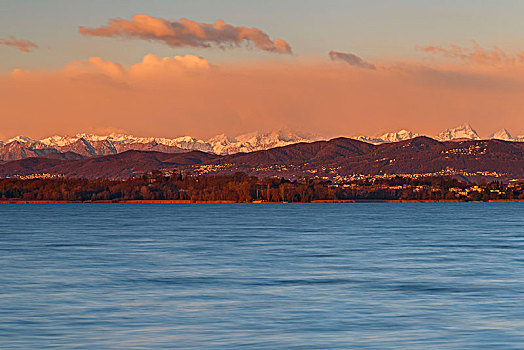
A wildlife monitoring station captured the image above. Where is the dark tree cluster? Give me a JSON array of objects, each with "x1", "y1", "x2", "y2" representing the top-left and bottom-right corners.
[{"x1": 0, "y1": 171, "x2": 522, "y2": 202}]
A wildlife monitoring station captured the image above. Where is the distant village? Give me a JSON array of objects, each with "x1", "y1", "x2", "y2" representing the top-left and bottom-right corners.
[{"x1": 191, "y1": 163, "x2": 508, "y2": 183}]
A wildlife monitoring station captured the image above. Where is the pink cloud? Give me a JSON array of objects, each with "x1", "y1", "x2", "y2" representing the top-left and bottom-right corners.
[
  {"x1": 79, "y1": 14, "x2": 292, "y2": 54},
  {"x1": 61, "y1": 57, "x2": 126, "y2": 78},
  {"x1": 421, "y1": 41, "x2": 524, "y2": 65},
  {"x1": 128, "y1": 54, "x2": 211, "y2": 80},
  {"x1": 0, "y1": 36, "x2": 38, "y2": 53},
  {"x1": 51, "y1": 54, "x2": 211, "y2": 89}
]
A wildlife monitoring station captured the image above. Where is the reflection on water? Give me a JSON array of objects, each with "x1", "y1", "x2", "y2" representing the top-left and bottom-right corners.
[{"x1": 1, "y1": 203, "x2": 523, "y2": 349}]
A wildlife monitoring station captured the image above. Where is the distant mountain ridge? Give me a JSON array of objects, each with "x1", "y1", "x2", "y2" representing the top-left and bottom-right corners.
[
  {"x1": 1, "y1": 124, "x2": 522, "y2": 162},
  {"x1": 354, "y1": 123, "x2": 524, "y2": 144},
  {"x1": 1, "y1": 137, "x2": 523, "y2": 181},
  {"x1": 0, "y1": 130, "x2": 322, "y2": 161}
]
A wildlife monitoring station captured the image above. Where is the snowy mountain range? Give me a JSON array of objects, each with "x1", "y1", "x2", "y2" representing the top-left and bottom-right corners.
[
  {"x1": 354, "y1": 123, "x2": 523, "y2": 144},
  {"x1": 0, "y1": 124, "x2": 522, "y2": 161},
  {"x1": 0, "y1": 130, "x2": 322, "y2": 161}
]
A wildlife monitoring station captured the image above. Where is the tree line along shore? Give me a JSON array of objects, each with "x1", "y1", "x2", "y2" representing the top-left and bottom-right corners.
[{"x1": 0, "y1": 170, "x2": 523, "y2": 203}]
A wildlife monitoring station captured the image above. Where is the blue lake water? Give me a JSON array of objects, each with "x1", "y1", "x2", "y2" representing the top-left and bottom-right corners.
[{"x1": 0, "y1": 203, "x2": 523, "y2": 349}]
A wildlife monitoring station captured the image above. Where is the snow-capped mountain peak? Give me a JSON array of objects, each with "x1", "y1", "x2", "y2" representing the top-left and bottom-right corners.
[
  {"x1": 208, "y1": 130, "x2": 323, "y2": 155},
  {"x1": 7, "y1": 135, "x2": 37, "y2": 144},
  {"x1": 379, "y1": 129, "x2": 419, "y2": 143},
  {"x1": 488, "y1": 128, "x2": 513, "y2": 141},
  {"x1": 40, "y1": 135, "x2": 73, "y2": 147},
  {"x1": 437, "y1": 123, "x2": 480, "y2": 141},
  {"x1": 353, "y1": 129, "x2": 419, "y2": 144}
]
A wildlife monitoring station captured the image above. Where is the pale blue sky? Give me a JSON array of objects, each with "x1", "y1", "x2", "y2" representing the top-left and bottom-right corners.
[{"x1": 2, "y1": 0, "x2": 524, "y2": 71}]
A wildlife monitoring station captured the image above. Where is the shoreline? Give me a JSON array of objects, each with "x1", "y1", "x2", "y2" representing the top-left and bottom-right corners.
[{"x1": 0, "y1": 199, "x2": 523, "y2": 204}]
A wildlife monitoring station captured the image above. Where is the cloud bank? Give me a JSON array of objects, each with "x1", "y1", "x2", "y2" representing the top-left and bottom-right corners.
[
  {"x1": 329, "y1": 50, "x2": 376, "y2": 70},
  {"x1": 0, "y1": 36, "x2": 38, "y2": 52},
  {"x1": 60, "y1": 54, "x2": 210, "y2": 82},
  {"x1": 79, "y1": 14, "x2": 292, "y2": 54},
  {"x1": 2, "y1": 54, "x2": 524, "y2": 139},
  {"x1": 421, "y1": 41, "x2": 524, "y2": 65}
]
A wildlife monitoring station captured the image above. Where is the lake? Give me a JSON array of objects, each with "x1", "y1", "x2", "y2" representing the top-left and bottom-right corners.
[{"x1": 1, "y1": 203, "x2": 523, "y2": 349}]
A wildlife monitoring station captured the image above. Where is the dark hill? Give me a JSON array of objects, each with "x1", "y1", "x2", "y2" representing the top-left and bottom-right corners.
[
  {"x1": 222, "y1": 138, "x2": 374, "y2": 166},
  {"x1": 0, "y1": 150, "x2": 219, "y2": 179},
  {"x1": 201, "y1": 136, "x2": 524, "y2": 181}
]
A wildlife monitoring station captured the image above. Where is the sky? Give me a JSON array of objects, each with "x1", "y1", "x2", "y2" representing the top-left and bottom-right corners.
[{"x1": 1, "y1": 0, "x2": 524, "y2": 140}]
